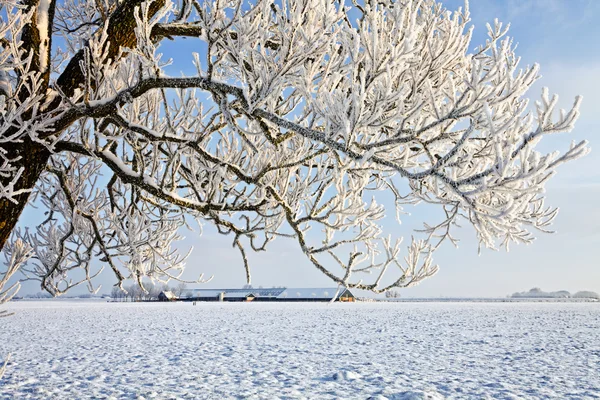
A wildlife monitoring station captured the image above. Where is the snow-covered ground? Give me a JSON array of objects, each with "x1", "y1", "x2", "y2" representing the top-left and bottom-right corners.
[{"x1": 1, "y1": 301, "x2": 599, "y2": 399}]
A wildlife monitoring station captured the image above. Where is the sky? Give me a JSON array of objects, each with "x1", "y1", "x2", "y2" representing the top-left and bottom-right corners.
[{"x1": 12, "y1": 0, "x2": 600, "y2": 298}]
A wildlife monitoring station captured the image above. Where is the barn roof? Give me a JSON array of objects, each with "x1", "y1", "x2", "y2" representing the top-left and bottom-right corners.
[
  {"x1": 159, "y1": 291, "x2": 177, "y2": 299},
  {"x1": 186, "y1": 288, "x2": 286, "y2": 298},
  {"x1": 184, "y1": 287, "x2": 355, "y2": 300},
  {"x1": 276, "y1": 288, "x2": 351, "y2": 300},
  {"x1": 185, "y1": 287, "x2": 353, "y2": 299},
  {"x1": 183, "y1": 289, "x2": 222, "y2": 298}
]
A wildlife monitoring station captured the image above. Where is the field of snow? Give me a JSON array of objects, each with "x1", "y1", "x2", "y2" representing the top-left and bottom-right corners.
[{"x1": 1, "y1": 301, "x2": 599, "y2": 399}]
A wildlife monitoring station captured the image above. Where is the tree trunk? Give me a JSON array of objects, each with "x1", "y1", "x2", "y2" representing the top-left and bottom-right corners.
[{"x1": 0, "y1": 140, "x2": 50, "y2": 252}]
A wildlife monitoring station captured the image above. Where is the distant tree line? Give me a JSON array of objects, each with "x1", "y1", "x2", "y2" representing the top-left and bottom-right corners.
[
  {"x1": 110, "y1": 282, "x2": 187, "y2": 302},
  {"x1": 511, "y1": 288, "x2": 599, "y2": 299},
  {"x1": 14, "y1": 292, "x2": 110, "y2": 300}
]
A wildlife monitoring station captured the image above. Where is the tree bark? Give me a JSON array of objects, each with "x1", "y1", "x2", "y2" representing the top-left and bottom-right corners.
[
  {"x1": 0, "y1": 0, "x2": 166, "y2": 252},
  {"x1": 0, "y1": 141, "x2": 50, "y2": 252}
]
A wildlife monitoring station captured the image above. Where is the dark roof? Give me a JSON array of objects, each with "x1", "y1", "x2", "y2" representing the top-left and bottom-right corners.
[{"x1": 185, "y1": 287, "x2": 355, "y2": 300}]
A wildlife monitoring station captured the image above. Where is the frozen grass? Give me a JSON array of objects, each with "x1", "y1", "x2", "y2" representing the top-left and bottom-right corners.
[{"x1": 0, "y1": 301, "x2": 599, "y2": 399}]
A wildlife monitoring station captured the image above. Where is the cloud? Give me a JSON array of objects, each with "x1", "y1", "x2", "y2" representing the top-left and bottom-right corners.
[{"x1": 504, "y1": 0, "x2": 598, "y2": 26}]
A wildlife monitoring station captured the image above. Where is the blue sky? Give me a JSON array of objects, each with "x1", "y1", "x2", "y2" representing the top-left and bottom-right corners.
[{"x1": 15, "y1": 0, "x2": 600, "y2": 297}]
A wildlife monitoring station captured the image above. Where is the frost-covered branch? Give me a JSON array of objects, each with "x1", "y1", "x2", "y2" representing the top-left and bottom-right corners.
[{"x1": 1, "y1": 238, "x2": 32, "y2": 314}]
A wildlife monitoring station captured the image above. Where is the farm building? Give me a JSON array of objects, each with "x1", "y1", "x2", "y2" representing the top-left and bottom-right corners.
[
  {"x1": 182, "y1": 288, "x2": 356, "y2": 302},
  {"x1": 277, "y1": 288, "x2": 356, "y2": 302},
  {"x1": 158, "y1": 291, "x2": 177, "y2": 301}
]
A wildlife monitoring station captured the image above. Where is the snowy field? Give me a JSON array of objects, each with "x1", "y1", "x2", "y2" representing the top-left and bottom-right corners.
[{"x1": 1, "y1": 301, "x2": 599, "y2": 399}]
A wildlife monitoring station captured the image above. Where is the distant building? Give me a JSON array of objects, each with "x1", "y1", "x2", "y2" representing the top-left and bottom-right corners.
[
  {"x1": 182, "y1": 287, "x2": 356, "y2": 302},
  {"x1": 158, "y1": 291, "x2": 177, "y2": 301}
]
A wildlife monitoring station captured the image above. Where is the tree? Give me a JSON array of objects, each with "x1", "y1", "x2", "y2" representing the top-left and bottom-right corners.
[
  {"x1": 148, "y1": 282, "x2": 163, "y2": 300},
  {"x1": 110, "y1": 286, "x2": 124, "y2": 301},
  {"x1": 171, "y1": 282, "x2": 187, "y2": 298},
  {"x1": 141, "y1": 281, "x2": 154, "y2": 300},
  {"x1": 125, "y1": 283, "x2": 143, "y2": 302},
  {"x1": 0, "y1": 0, "x2": 589, "y2": 299},
  {"x1": 572, "y1": 291, "x2": 600, "y2": 300}
]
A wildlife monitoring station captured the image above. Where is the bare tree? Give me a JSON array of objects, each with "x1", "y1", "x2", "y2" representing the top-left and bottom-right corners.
[
  {"x1": 110, "y1": 286, "x2": 122, "y2": 301},
  {"x1": 171, "y1": 282, "x2": 187, "y2": 298},
  {"x1": 141, "y1": 281, "x2": 154, "y2": 300},
  {"x1": 0, "y1": 0, "x2": 589, "y2": 299},
  {"x1": 124, "y1": 284, "x2": 142, "y2": 302},
  {"x1": 149, "y1": 283, "x2": 162, "y2": 300},
  {"x1": 117, "y1": 287, "x2": 126, "y2": 302}
]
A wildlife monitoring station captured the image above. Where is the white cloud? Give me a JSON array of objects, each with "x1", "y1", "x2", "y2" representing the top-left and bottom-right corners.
[{"x1": 505, "y1": 0, "x2": 598, "y2": 26}]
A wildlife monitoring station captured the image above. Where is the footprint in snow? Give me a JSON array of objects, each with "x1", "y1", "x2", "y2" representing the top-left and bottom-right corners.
[{"x1": 332, "y1": 371, "x2": 361, "y2": 381}]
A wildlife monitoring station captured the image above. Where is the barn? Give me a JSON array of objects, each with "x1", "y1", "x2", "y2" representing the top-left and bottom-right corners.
[
  {"x1": 183, "y1": 287, "x2": 356, "y2": 302},
  {"x1": 158, "y1": 291, "x2": 177, "y2": 301},
  {"x1": 183, "y1": 288, "x2": 285, "y2": 302},
  {"x1": 276, "y1": 288, "x2": 356, "y2": 302}
]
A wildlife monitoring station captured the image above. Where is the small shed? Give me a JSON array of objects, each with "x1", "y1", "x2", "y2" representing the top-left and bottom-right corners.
[
  {"x1": 158, "y1": 291, "x2": 177, "y2": 301},
  {"x1": 338, "y1": 289, "x2": 356, "y2": 302}
]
